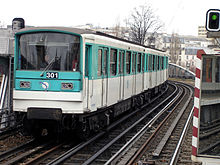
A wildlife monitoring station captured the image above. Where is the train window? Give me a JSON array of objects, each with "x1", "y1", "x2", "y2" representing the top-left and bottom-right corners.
[
  {"x1": 157, "y1": 56, "x2": 160, "y2": 70},
  {"x1": 110, "y1": 49, "x2": 117, "y2": 76},
  {"x1": 137, "y1": 53, "x2": 141, "y2": 73},
  {"x1": 161, "y1": 57, "x2": 164, "y2": 70},
  {"x1": 132, "y1": 53, "x2": 136, "y2": 73},
  {"x1": 85, "y1": 46, "x2": 90, "y2": 77},
  {"x1": 202, "y1": 58, "x2": 212, "y2": 82},
  {"x1": 119, "y1": 51, "x2": 125, "y2": 74},
  {"x1": 126, "y1": 51, "x2": 131, "y2": 74},
  {"x1": 152, "y1": 55, "x2": 155, "y2": 71},
  {"x1": 142, "y1": 54, "x2": 145, "y2": 72},
  {"x1": 103, "y1": 49, "x2": 108, "y2": 76},
  {"x1": 19, "y1": 32, "x2": 80, "y2": 71},
  {"x1": 146, "y1": 54, "x2": 148, "y2": 72},
  {"x1": 148, "y1": 55, "x2": 152, "y2": 71},
  {"x1": 98, "y1": 49, "x2": 102, "y2": 77}
]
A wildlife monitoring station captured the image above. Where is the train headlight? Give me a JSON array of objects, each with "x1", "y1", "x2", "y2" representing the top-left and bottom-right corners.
[
  {"x1": 61, "y1": 83, "x2": 73, "y2": 90},
  {"x1": 20, "y1": 81, "x2": 31, "y2": 88}
]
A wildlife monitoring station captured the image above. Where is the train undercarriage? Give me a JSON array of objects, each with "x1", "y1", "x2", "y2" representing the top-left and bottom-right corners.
[{"x1": 16, "y1": 82, "x2": 167, "y2": 139}]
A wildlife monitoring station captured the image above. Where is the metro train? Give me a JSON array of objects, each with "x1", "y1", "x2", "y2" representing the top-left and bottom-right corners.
[{"x1": 13, "y1": 27, "x2": 169, "y2": 137}]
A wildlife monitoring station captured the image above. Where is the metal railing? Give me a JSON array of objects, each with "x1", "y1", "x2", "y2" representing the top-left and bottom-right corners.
[
  {"x1": 0, "y1": 74, "x2": 8, "y2": 109},
  {"x1": 0, "y1": 72, "x2": 15, "y2": 131}
]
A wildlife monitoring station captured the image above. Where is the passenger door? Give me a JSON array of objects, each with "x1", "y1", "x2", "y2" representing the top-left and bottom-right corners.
[
  {"x1": 98, "y1": 47, "x2": 108, "y2": 107},
  {"x1": 102, "y1": 48, "x2": 108, "y2": 106},
  {"x1": 85, "y1": 45, "x2": 91, "y2": 110},
  {"x1": 142, "y1": 54, "x2": 145, "y2": 91},
  {"x1": 119, "y1": 50, "x2": 125, "y2": 100},
  {"x1": 132, "y1": 53, "x2": 137, "y2": 95}
]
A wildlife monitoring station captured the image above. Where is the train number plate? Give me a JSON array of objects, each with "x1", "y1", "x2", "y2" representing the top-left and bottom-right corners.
[{"x1": 46, "y1": 72, "x2": 58, "y2": 79}]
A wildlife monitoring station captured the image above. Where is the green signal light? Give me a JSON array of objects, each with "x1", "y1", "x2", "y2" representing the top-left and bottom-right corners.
[{"x1": 212, "y1": 14, "x2": 217, "y2": 20}]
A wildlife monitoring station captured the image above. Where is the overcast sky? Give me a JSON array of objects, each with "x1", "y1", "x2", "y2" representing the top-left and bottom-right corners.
[{"x1": 0, "y1": 0, "x2": 219, "y2": 36}]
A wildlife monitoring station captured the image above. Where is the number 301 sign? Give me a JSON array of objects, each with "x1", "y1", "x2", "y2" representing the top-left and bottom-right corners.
[{"x1": 46, "y1": 72, "x2": 58, "y2": 79}]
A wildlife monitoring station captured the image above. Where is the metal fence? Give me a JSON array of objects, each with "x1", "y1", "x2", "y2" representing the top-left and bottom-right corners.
[
  {"x1": 169, "y1": 63, "x2": 195, "y2": 79},
  {"x1": 0, "y1": 57, "x2": 15, "y2": 132}
]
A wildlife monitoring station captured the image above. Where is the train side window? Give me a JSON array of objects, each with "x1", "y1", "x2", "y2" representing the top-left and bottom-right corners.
[
  {"x1": 119, "y1": 51, "x2": 125, "y2": 74},
  {"x1": 152, "y1": 55, "x2": 155, "y2": 71},
  {"x1": 137, "y1": 53, "x2": 141, "y2": 73},
  {"x1": 148, "y1": 54, "x2": 151, "y2": 71},
  {"x1": 110, "y1": 48, "x2": 117, "y2": 76},
  {"x1": 160, "y1": 56, "x2": 162, "y2": 70},
  {"x1": 98, "y1": 49, "x2": 102, "y2": 77},
  {"x1": 142, "y1": 53, "x2": 145, "y2": 72},
  {"x1": 103, "y1": 49, "x2": 108, "y2": 76},
  {"x1": 85, "y1": 46, "x2": 90, "y2": 77},
  {"x1": 145, "y1": 54, "x2": 148, "y2": 72},
  {"x1": 126, "y1": 51, "x2": 131, "y2": 74},
  {"x1": 162, "y1": 57, "x2": 164, "y2": 70},
  {"x1": 157, "y1": 56, "x2": 160, "y2": 71},
  {"x1": 132, "y1": 53, "x2": 136, "y2": 73}
]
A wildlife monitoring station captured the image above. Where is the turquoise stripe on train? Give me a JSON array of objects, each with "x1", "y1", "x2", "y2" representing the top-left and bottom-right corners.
[
  {"x1": 15, "y1": 71, "x2": 81, "y2": 92},
  {"x1": 15, "y1": 79, "x2": 81, "y2": 92}
]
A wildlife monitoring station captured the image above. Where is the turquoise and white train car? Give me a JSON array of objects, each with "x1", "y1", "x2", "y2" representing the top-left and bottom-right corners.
[{"x1": 13, "y1": 27, "x2": 168, "y2": 136}]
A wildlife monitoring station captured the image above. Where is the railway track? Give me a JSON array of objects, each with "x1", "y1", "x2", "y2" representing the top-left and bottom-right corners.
[
  {"x1": 41, "y1": 82, "x2": 180, "y2": 165},
  {"x1": 0, "y1": 82, "x2": 170, "y2": 164},
  {"x1": 120, "y1": 82, "x2": 200, "y2": 165},
  {"x1": 0, "y1": 82, "x2": 172, "y2": 164},
  {"x1": 0, "y1": 81, "x2": 199, "y2": 165}
]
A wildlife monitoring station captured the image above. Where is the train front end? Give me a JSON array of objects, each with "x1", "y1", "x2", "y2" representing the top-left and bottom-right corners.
[{"x1": 13, "y1": 28, "x2": 83, "y2": 135}]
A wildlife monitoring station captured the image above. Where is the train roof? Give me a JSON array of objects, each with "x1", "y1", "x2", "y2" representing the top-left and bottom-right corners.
[{"x1": 16, "y1": 27, "x2": 165, "y2": 53}]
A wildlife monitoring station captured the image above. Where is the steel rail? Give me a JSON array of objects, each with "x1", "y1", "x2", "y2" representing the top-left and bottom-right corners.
[
  {"x1": 24, "y1": 143, "x2": 64, "y2": 165},
  {"x1": 152, "y1": 85, "x2": 192, "y2": 157},
  {"x1": 0, "y1": 139, "x2": 35, "y2": 162},
  {"x1": 104, "y1": 84, "x2": 181, "y2": 165},
  {"x1": 2, "y1": 141, "x2": 53, "y2": 165},
  {"x1": 126, "y1": 83, "x2": 191, "y2": 165},
  {"x1": 82, "y1": 83, "x2": 179, "y2": 165},
  {"x1": 47, "y1": 83, "x2": 170, "y2": 165},
  {"x1": 169, "y1": 106, "x2": 194, "y2": 165}
]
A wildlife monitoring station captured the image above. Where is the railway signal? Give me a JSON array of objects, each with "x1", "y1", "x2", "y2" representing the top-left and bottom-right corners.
[{"x1": 206, "y1": 9, "x2": 220, "y2": 32}]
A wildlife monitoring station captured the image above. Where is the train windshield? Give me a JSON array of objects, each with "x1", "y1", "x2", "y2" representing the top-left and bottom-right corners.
[{"x1": 18, "y1": 32, "x2": 80, "y2": 71}]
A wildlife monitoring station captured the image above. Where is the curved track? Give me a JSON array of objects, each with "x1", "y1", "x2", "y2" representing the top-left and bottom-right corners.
[
  {"x1": 0, "y1": 81, "x2": 201, "y2": 165},
  {"x1": 42, "y1": 82, "x2": 179, "y2": 165}
]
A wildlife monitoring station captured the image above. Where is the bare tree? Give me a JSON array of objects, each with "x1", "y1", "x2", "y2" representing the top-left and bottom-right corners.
[
  {"x1": 113, "y1": 17, "x2": 128, "y2": 40},
  {"x1": 170, "y1": 33, "x2": 181, "y2": 64},
  {"x1": 126, "y1": 5, "x2": 164, "y2": 45}
]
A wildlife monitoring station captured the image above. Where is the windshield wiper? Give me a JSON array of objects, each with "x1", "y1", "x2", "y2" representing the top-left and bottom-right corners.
[{"x1": 40, "y1": 57, "x2": 56, "y2": 77}]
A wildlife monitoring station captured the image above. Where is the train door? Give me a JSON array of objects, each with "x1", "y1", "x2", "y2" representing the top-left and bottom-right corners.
[
  {"x1": 142, "y1": 54, "x2": 145, "y2": 91},
  {"x1": 85, "y1": 45, "x2": 91, "y2": 110},
  {"x1": 97, "y1": 47, "x2": 108, "y2": 107},
  {"x1": 119, "y1": 50, "x2": 125, "y2": 100},
  {"x1": 136, "y1": 53, "x2": 142, "y2": 93},
  {"x1": 102, "y1": 48, "x2": 108, "y2": 106},
  {"x1": 149, "y1": 55, "x2": 152, "y2": 88}
]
